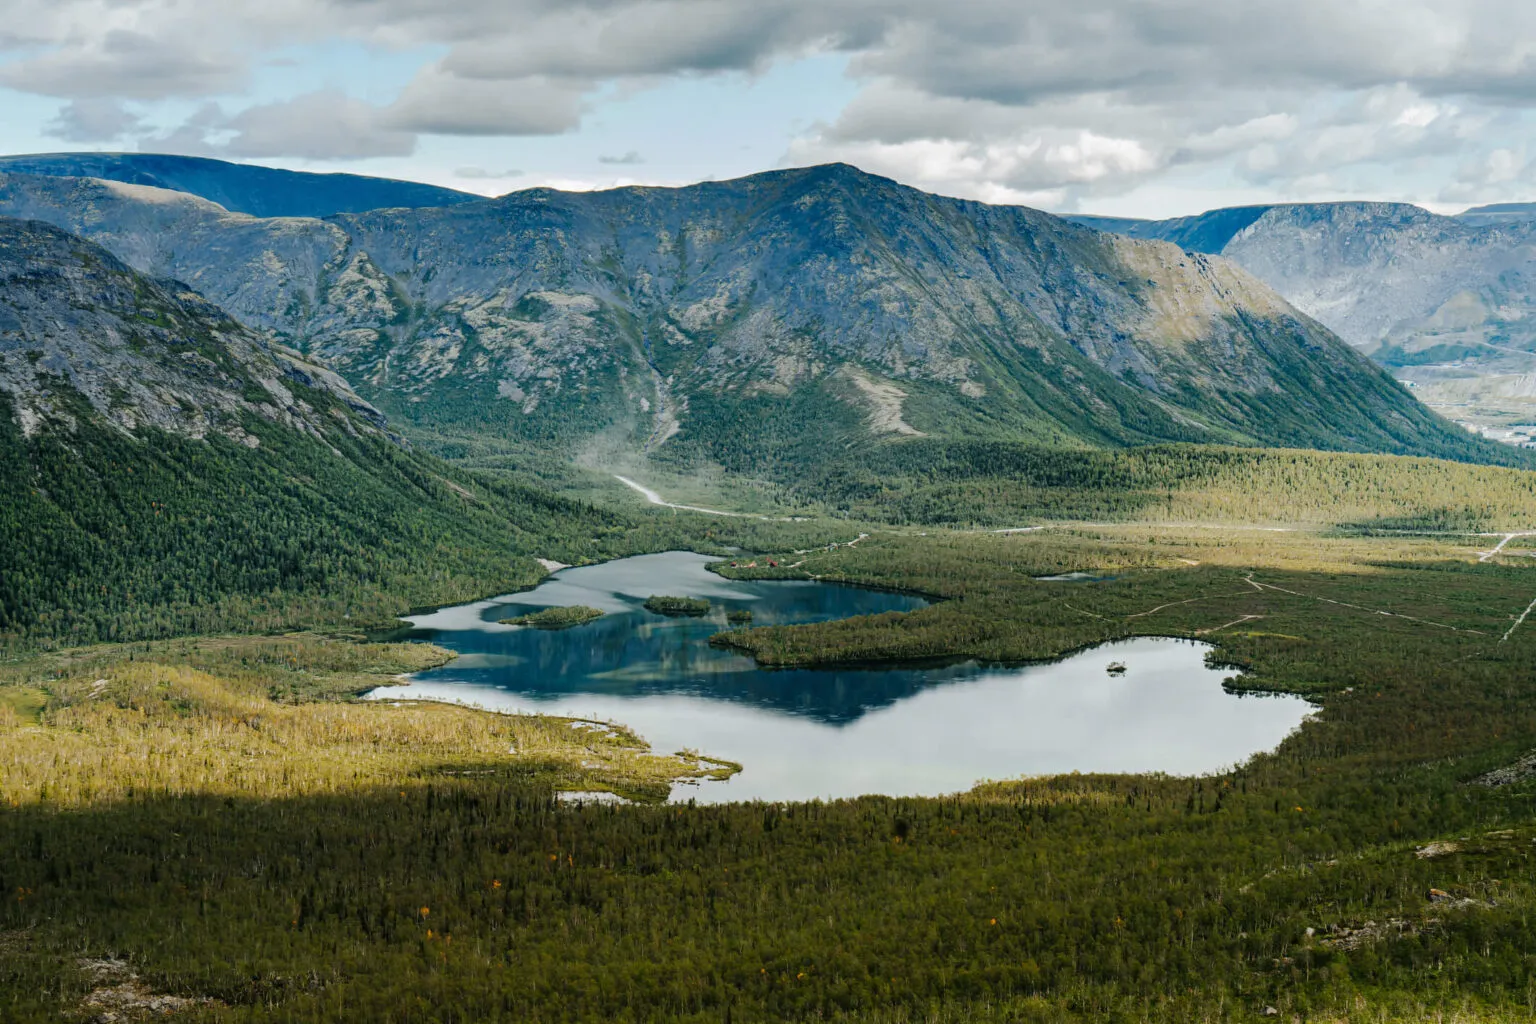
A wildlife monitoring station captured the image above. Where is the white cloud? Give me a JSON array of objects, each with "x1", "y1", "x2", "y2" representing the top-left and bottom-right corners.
[
  {"x1": 18, "y1": 1, "x2": 1536, "y2": 108},
  {"x1": 6, "y1": 0, "x2": 1536, "y2": 204},
  {"x1": 225, "y1": 91, "x2": 417, "y2": 159},
  {"x1": 787, "y1": 129, "x2": 1157, "y2": 207},
  {"x1": 1443, "y1": 146, "x2": 1535, "y2": 202},
  {"x1": 141, "y1": 70, "x2": 586, "y2": 161},
  {"x1": 787, "y1": 64, "x2": 1523, "y2": 209},
  {"x1": 1176, "y1": 115, "x2": 1300, "y2": 161},
  {"x1": 44, "y1": 98, "x2": 143, "y2": 142},
  {"x1": 455, "y1": 166, "x2": 524, "y2": 179},
  {"x1": 143, "y1": 93, "x2": 416, "y2": 161},
  {"x1": 0, "y1": 27, "x2": 246, "y2": 99},
  {"x1": 384, "y1": 65, "x2": 587, "y2": 136}
]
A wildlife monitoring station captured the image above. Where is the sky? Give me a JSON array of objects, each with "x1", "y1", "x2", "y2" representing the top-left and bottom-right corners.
[{"x1": 2, "y1": 1, "x2": 1536, "y2": 218}]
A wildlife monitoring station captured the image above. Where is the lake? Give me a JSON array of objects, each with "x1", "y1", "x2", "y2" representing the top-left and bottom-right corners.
[{"x1": 370, "y1": 552, "x2": 1312, "y2": 802}]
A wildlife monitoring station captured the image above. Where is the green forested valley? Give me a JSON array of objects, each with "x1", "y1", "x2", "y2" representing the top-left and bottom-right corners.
[
  {"x1": 14, "y1": 419, "x2": 1536, "y2": 649},
  {"x1": 779, "y1": 439, "x2": 1536, "y2": 528},
  {"x1": 8, "y1": 524, "x2": 1536, "y2": 1021},
  {"x1": 0, "y1": 407, "x2": 621, "y2": 647},
  {"x1": 9, "y1": 183, "x2": 1536, "y2": 1024}
]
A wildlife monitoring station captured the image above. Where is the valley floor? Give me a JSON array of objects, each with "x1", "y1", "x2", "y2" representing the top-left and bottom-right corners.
[{"x1": 6, "y1": 521, "x2": 1536, "y2": 1021}]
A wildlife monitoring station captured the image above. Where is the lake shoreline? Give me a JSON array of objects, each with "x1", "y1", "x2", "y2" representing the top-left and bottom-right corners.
[
  {"x1": 378, "y1": 548, "x2": 941, "y2": 639},
  {"x1": 377, "y1": 554, "x2": 1312, "y2": 803}
]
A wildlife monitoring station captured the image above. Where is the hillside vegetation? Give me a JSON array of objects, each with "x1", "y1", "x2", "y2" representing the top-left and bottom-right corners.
[
  {"x1": 1070, "y1": 200, "x2": 1536, "y2": 435},
  {"x1": 0, "y1": 217, "x2": 860, "y2": 648},
  {"x1": 0, "y1": 394, "x2": 867, "y2": 648},
  {"x1": 0, "y1": 218, "x2": 617, "y2": 646},
  {"x1": 13, "y1": 410, "x2": 1536, "y2": 648},
  {"x1": 792, "y1": 440, "x2": 1536, "y2": 527},
  {"x1": 0, "y1": 406, "x2": 626, "y2": 647},
  {"x1": 0, "y1": 633, "x2": 732, "y2": 808},
  {"x1": 6, "y1": 527, "x2": 1536, "y2": 1020}
]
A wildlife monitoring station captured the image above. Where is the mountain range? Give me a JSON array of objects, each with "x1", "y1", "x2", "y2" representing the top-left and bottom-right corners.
[
  {"x1": 0, "y1": 152, "x2": 477, "y2": 218},
  {"x1": 1069, "y1": 201, "x2": 1536, "y2": 438},
  {"x1": 4, "y1": 154, "x2": 1532, "y2": 644},
  {"x1": 0, "y1": 161, "x2": 1498, "y2": 480}
]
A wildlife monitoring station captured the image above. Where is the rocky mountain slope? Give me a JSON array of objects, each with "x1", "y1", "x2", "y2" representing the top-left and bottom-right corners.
[
  {"x1": 0, "y1": 164, "x2": 1503, "y2": 474},
  {"x1": 1069, "y1": 203, "x2": 1536, "y2": 364},
  {"x1": 0, "y1": 153, "x2": 476, "y2": 218},
  {"x1": 0, "y1": 217, "x2": 625, "y2": 645},
  {"x1": 0, "y1": 216, "x2": 389, "y2": 448},
  {"x1": 1069, "y1": 203, "x2": 1536, "y2": 437}
]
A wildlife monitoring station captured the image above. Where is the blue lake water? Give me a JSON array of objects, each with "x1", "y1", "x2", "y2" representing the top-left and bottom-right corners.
[{"x1": 371, "y1": 552, "x2": 1313, "y2": 803}]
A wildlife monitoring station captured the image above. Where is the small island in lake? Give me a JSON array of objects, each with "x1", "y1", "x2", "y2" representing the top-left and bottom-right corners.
[
  {"x1": 645, "y1": 595, "x2": 712, "y2": 617},
  {"x1": 498, "y1": 605, "x2": 606, "y2": 629},
  {"x1": 727, "y1": 608, "x2": 754, "y2": 625}
]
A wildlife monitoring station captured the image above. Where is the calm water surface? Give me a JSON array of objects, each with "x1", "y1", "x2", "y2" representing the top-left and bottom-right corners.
[{"x1": 370, "y1": 552, "x2": 1312, "y2": 802}]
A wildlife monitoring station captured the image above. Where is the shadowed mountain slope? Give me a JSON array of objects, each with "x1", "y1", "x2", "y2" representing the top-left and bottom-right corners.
[
  {"x1": 0, "y1": 152, "x2": 477, "y2": 218},
  {"x1": 1068, "y1": 206, "x2": 1277, "y2": 256}
]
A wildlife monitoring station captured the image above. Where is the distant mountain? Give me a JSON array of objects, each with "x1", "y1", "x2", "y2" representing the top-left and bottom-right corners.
[
  {"x1": 0, "y1": 217, "x2": 624, "y2": 645},
  {"x1": 1067, "y1": 207, "x2": 1276, "y2": 256},
  {"x1": 0, "y1": 164, "x2": 1505, "y2": 476},
  {"x1": 0, "y1": 153, "x2": 476, "y2": 218},
  {"x1": 1070, "y1": 201, "x2": 1536, "y2": 435},
  {"x1": 1456, "y1": 202, "x2": 1536, "y2": 227}
]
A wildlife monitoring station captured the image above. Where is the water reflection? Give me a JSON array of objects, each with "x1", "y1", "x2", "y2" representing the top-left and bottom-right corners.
[
  {"x1": 386, "y1": 551, "x2": 934, "y2": 724},
  {"x1": 373, "y1": 552, "x2": 1313, "y2": 802}
]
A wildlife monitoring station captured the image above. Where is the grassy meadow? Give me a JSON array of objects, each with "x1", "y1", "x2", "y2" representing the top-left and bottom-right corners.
[{"x1": 789, "y1": 442, "x2": 1536, "y2": 529}]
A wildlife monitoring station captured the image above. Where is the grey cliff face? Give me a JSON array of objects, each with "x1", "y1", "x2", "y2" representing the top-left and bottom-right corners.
[
  {"x1": 1071, "y1": 199, "x2": 1536, "y2": 437},
  {"x1": 1072, "y1": 201, "x2": 1536, "y2": 360},
  {"x1": 1217, "y1": 203, "x2": 1536, "y2": 361},
  {"x1": 0, "y1": 216, "x2": 389, "y2": 448},
  {"x1": 0, "y1": 164, "x2": 1482, "y2": 463}
]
